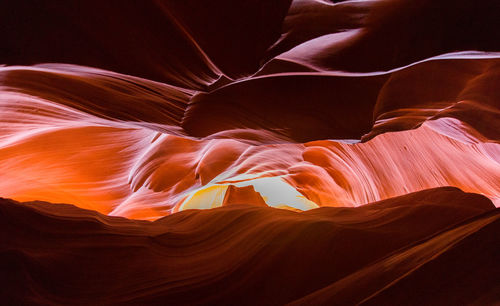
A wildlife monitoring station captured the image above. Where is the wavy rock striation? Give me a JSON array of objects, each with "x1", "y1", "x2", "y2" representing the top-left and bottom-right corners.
[
  {"x1": 0, "y1": 1, "x2": 499, "y2": 303},
  {"x1": 1, "y1": 188, "x2": 498, "y2": 305}
]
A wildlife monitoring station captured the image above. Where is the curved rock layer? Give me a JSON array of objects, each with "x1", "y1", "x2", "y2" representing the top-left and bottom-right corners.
[
  {"x1": 1, "y1": 1, "x2": 500, "y2": 218},
  {"x1": 2, "y1": 0, "x2": 500, "y2": 304},
  {"x1": 1, "y1": 188, "x2": 498, "y2": 305},
  {"x1": 0, "y1": 57, "x2": 500, "y2": 218}
]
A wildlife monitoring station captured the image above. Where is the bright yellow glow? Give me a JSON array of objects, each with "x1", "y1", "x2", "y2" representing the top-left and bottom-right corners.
[
  {"x1": 176, "y1": 176, "x2": 318, "y2": 212},
  {"x1": 178, "y1": 184, "x2": 228, "y2": 211}
]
